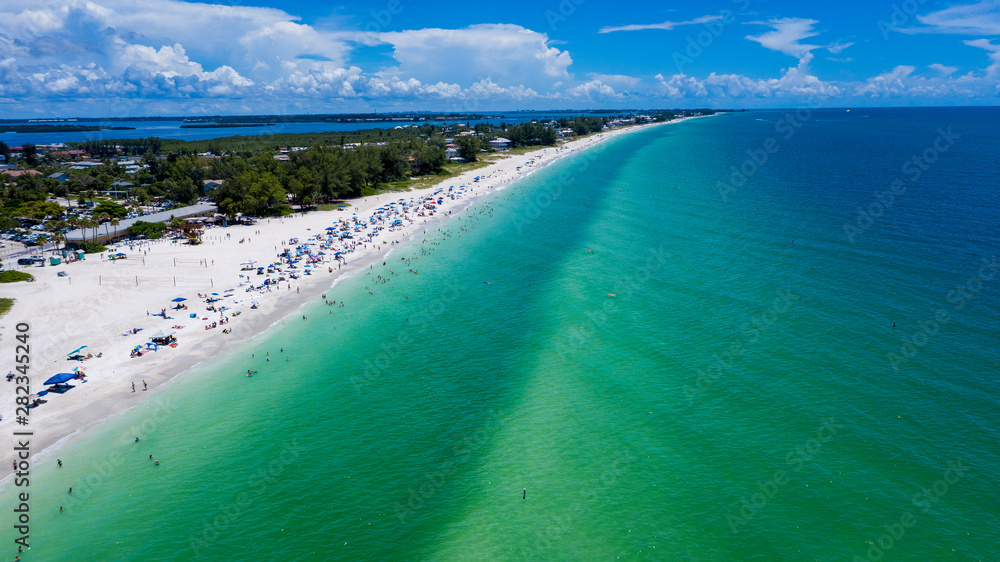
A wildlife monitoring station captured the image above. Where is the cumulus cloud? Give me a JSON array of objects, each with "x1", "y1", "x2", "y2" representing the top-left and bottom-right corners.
[
  {"x1": 376, "y1": 25, "x2": 571, "y2": 92},
  {"x1": 654, "y1": 52, "x2": 840, "y2": 101},
  {"x1": 565, "y1": 80, "x2": 623, "y2": 101},
  {"x1": 598, "y1": 15, "x2": 722, "y2": 34}
]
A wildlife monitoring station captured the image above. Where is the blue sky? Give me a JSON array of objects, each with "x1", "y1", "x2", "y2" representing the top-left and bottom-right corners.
[{"x1": 0, "y1": 0, "x2": 998, "y2": 117}]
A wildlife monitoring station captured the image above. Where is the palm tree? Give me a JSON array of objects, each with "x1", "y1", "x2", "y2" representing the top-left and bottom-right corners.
[
  {"x1": 51, "y1": 232, "x2": 65, "y2": 254},
  {"x1": 96, "y1": 212, "x2": 111, "y2": 241},
  {"x1": 109, "y1": 218, "x2": 120, "y2": 244},
  {"x1": 35, "y1": 235, "x2": 48, "y2": 258}
]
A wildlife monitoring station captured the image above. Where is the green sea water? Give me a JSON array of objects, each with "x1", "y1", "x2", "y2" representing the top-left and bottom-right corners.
[{"x1": 4, "y1": 109, "x2": 999, "y2": 560}]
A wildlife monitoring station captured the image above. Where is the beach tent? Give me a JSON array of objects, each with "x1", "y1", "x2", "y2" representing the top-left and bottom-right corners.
[
  {"x1": 44, "y1": 373, "x2": 76, "y2": 385},
  {"x1": 149, "y1": 330, "x2": 175, "y2": 340}
]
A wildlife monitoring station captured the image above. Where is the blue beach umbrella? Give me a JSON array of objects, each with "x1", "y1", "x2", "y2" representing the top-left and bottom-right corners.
[
  {"x1": 66, "y1": 345, "x2": 87, "y2": 356},
  {"x1": 44, "y1": 373, "x2": 76, "y2": 385},
  {"x1": 171, "y1": 297, "x2": 187, "y2": 302}
]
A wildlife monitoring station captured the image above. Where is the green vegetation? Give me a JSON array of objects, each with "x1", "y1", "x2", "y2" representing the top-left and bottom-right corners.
[
  {"x1": 180, "y1": 123, "x2": 275, "y2": 129},
  {"x1": 78, "y1": 241, "x2": 107, "y2": 254},
  {"x1": 0, "y1": 271, "x2": 33, "y2": 283},
  {"x1": 1, "y1": 125, "x2": 102, "y2": 133},
  {"x1": 0, "y1": 297, "x2": 13, "y2": 318},
  {"x1": 92, "y1": 200, "x2": 128, "y2": 219},
  {"x1": 127, "y1": 220, "x2": 168, "y2": 238}
]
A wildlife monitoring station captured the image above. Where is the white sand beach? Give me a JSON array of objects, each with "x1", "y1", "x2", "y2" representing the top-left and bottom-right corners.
[{"x1": 0, "y1": 119, "x2": 687, "y2": 468}]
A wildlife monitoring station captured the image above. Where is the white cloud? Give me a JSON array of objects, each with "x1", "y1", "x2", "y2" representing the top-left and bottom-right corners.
[
  {"x1": 965, "y1": 39, "x2": 1000, "y2": 78},
  {"x1": 377, "y1": 25, "x2": 571, "y2": 92},
  {"x1": 565, "y1": 80, "x2": 623, "y2": 101},
  {"x1": 928, "y1": 63, "x2": 959, "y2": 76},
  {"x1": 654, "y1": 52, "x2": 840, "y2": 100},
  {"x1": 598, "y1": 15, "x2": 722, "y2": 34},
  {"x1": 826, "y1": 40, "x2": 854, "y2": 54},
  {"x1": 912, "y1": 0, "x2": 1000, "y2": 35},
  {"x1": 745, "y1": 18, "x2": 822, "y2": 58}
]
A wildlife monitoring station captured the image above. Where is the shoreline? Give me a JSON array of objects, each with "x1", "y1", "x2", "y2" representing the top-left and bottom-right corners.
[{"x1": 1, "y1": 117, "x2": 699, "y2": 473}]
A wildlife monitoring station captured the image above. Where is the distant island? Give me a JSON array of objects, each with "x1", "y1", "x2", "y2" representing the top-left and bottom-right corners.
[
  {"x1": 1, "y1": 124, "x2": 136, "y2": 133},
  {"x1": 179, "y1": 123, "x2": 276, "y2": 129}
]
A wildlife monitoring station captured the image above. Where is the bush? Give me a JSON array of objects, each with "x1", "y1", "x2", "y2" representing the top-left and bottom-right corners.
[
  {"x1": 79, "y1": 241, "x2": 107, "y2": 254},
  {"x1": 0, "y1": 271, "x2": 33, "y2": 283},
  {"x1": 128, "y1": 220, "x2": 168, "y2": 238}
]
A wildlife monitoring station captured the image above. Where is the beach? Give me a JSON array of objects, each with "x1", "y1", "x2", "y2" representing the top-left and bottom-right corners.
[{"x1": 0, "y1": 119, "x2": 681, "y2": 469}]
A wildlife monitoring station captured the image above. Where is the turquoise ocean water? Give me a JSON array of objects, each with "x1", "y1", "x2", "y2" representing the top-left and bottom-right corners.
[{"x1": 4, "y1": 108, "x2": 999, "y2": 560}]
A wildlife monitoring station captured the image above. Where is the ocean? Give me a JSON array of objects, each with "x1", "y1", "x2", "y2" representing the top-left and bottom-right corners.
[{"x1": 5, "y1": 108, "x2": 999, "y2": 560}]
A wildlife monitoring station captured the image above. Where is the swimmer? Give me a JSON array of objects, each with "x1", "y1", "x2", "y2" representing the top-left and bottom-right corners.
[{"x1": 607, "y1": 293, "x2": 616, "y2": 297}]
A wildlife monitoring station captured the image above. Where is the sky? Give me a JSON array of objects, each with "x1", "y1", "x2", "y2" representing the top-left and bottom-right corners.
[{"x1": 0, "y1": 0, "x2": 998, "y2": 117}]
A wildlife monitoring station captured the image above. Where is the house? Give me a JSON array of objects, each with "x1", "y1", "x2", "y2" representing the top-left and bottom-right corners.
[
  {"x1": 273, "y1": 154, "x2": 290, "y2": 162},
  {"x1": 48, "y1": 172, "x2": 69, "y2": 182},
  {"x1": 203, "y1": 179, "x2": 225, "y2": 191},
  {"x1": 489, "y1": 137, "x2": 512, "y2": 151},
  {"x1": 69, "y1": 161, "x2": 104, "y2": 170},
  {"x1": 445, "y1": 147, "x2": 459, "y2": 159}
]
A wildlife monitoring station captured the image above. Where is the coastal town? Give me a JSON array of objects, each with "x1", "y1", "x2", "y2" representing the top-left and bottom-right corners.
[{"x1": 0, "y1": 111, "x2": 712, "y2": 465}]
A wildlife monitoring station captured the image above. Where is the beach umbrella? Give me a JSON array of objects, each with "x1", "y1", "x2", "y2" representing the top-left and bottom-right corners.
[
  {"x1": 66, "y1": 345, "x2": 87, "y2": 356},
  {"x1": 44, "y1": 373, "x2": 76, "y2": 385},
  {"x1": 326, "y1": 227, "x2": 336, "y2": 231},
  {"x1": 211, "y1": 292, "x2": 219, "y2": 296},
  {"x1": 171, "y1": 297, "x2": 187, "y2": 302},
  {"x1": 72, "y1": 366, "x2": 86, "y2": 373},
  {"x1": 27, "y1": 391, "x2": 48, "y2": 399}
]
